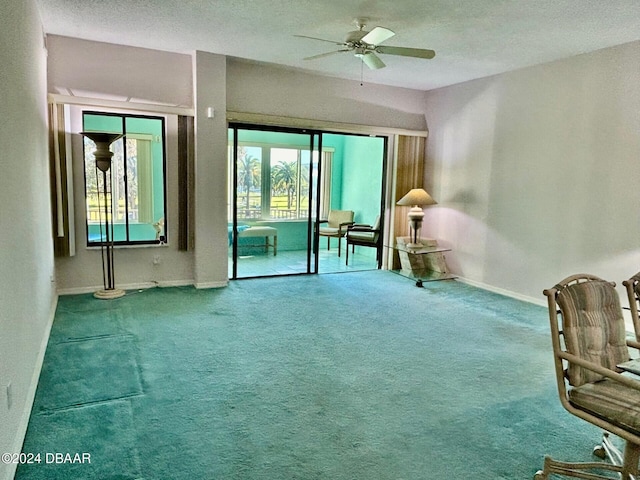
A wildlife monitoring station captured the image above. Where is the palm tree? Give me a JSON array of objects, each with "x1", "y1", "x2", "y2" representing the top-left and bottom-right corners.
[
  {"x1": 237, "y1": 150, "x2": 260, "y2": 214},
  {"x1": 271, "y1": 160, "x2": 297, "y2": 209}
]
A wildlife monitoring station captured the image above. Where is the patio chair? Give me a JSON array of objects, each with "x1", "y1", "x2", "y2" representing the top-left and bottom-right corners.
[
  {"x1": 345, "y1": 215, "x2": 382, "y2": 267},
  {"x1": 623, "y1": 272, "x2": 640, "y2": 342},
  {"x1": 535, "y1": 274, "x2": 640, "y2": 479},
  {"x1": 318, "y1": 210, "x2": 354, "y2": 257}
]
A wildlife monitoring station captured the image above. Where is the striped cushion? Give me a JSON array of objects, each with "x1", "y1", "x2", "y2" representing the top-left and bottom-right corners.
[
  {"x1": 569, "y1": 378, "x2": 640, "y2": 435},
  {"x1": 557, "y1": 280, "x2": 628, "y2": 387}
]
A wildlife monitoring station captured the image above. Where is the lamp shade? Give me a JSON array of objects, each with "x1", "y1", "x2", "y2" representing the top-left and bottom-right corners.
[{"x1": 396, "y1": 188, "x2": 437, "y2": 207}]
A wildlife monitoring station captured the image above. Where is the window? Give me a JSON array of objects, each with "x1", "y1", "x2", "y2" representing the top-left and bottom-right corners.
[
  {"x1": 83, "y1": 112, "x2": 167, "y2": 245},
  {"x1": 235, "y1": 143, "x2": 330, "y2": 221},
  {"x1": 270, "y1": 147, "x2": 310, "y2": 219}
]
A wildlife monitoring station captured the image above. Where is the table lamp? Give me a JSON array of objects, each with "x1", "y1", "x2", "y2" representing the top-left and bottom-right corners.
[{"x1": 396, "y1": 188, "x2": 437, "y2": 248}]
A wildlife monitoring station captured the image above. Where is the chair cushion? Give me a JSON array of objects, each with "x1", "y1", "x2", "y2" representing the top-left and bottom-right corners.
[
  {"x1": 319, "y1": 227, "x2": 341, "y2": 236},
  {"x1": 557, "y1": 280, "x2": 628, "y2": 387},
  {"x1": 238, "y1": 226, "x2": 277, "y2": 238},
  {"x1": 349, "y1": 232, "x2": 375, "y2": 242},
  {"x1": 347, "y1": 215, "x2": 380, "y2": 243},
  {"x1": 569, "y1": 378, "x2": 640, "y2": 436}
]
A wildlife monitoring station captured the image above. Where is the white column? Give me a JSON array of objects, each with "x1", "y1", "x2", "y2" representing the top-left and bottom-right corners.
[{"x1": 193, "y1": 51, "x2": 229, "y2": 287}]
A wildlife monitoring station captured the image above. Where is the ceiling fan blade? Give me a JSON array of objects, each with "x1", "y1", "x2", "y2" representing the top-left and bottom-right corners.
[
  {"x1": 361, "y1": 26, "x2": 395, "y2": 45},
  {"x1": 294, "y1": 34, "x2": 345, "y2": 46},
  {"x1": 375, "y1": 46, "x2": 436, "y2": 59},
  {"x1": 361, "y1": 52, "x2": 386, "y2": 70},
  {"x1": 304, "y1": 49, "x2": 350, "y2": 61}
]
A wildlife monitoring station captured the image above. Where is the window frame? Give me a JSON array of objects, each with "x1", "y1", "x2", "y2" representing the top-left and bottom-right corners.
[
  {"x1": 82, "y1": 110, "x2": 168, "y2": 247},
  {"x1": 234, "y1": 141, "x2": 332, "y2": 222}
]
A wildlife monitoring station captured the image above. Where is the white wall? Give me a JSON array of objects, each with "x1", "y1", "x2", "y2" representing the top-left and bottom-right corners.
[
  {"x1": 227, "y1": 58, "x2": 428, "y2": 132},
  {"x1": 423, "y1": 40, "x2": 640, "y2": 303},
  {"x1": 0, "y1": 1, "x2": 57, "y2": 479},
  {"x1": 47, "y1": 35, "x2": 193, "y2": 107},
  {"x1": 193, "y1": 51, "x2": 229, "y2": 288}
]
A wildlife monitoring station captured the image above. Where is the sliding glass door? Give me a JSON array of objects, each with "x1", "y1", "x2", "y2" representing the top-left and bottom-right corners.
[
  {"x1": 229, "y1": 124, "x2": 321, "y2": 279},
  {"x1": 316, "y1": 133, "x2": 387, "y2": 273}
]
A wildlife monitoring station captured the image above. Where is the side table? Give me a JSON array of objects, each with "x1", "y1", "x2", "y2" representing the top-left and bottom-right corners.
[{"x1": 386, "y1": 239, "x2": 455, "y2": 287}]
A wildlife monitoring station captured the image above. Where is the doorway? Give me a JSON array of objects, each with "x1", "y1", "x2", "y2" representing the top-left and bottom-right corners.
[{"x1": 228, "y1": 124, "x2": 386, "y2": 279}]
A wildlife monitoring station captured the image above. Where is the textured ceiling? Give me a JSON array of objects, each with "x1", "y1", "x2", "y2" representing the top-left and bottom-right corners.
[{"x1": 35, "y1": 0, "x2": 640, "y2": 91}]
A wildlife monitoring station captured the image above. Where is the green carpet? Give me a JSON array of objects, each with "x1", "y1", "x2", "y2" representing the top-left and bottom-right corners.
[{"x1": 17, "y1": 271, "x2": 607, "y2": 479}]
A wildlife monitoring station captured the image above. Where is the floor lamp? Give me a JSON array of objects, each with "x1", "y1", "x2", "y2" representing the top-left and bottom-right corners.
[
  {"x1": 396, "y1": 188, "x2": 437, "y2": 248},
  {"x1": 81, "y1": 132, "x2": 126, "y2": 300}
]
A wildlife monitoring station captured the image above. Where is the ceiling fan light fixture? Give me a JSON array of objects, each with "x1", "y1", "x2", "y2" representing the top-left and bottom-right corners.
[{"x1": 362, "y1": 51, "x2": 385, "y2": 70}]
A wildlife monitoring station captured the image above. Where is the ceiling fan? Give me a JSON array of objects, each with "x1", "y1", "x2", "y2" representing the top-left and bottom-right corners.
[{"x1": 295, "y1": 19, "x2": 436, "y2": 70}]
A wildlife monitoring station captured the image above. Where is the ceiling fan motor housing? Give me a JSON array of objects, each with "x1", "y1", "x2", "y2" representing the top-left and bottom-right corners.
[
  {"x1": 353, "y1": 47, "x2": 367, "y2": 58},
  {"x1": 345, "y1": 29, "x2": 368, "y2": 44}
]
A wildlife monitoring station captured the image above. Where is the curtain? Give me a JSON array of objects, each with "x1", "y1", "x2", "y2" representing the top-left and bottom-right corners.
[
  {"x1": 390, "y1": 135, "x2": 426, "y2": 270},
  {"x1": 49, "y1": 102, "x2": 75, "y2": 257},
  {"x1": 393, "y1": 135, "x2": 426, "y2": 239},
  {"x1": 319, "y1": 151, "x2": 333, "y2": 219},
  {"x1": 178, "y1": 115, "x2": 195, "y2": 251},
  {"x1": 133, "y1": 138, "x2": 154, "y2": 224}
]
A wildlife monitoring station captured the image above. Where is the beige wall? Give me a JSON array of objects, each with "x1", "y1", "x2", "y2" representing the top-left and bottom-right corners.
[
  {"x1": 0, "y1": 1, "x2": 57, "y2": 479},
  {"x1": 423, "y1": 40, "x2": 640, "y2": 303}
]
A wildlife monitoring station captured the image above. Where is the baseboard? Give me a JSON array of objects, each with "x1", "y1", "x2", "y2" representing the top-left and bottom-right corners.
[
  {"x1": 6, "y1": 294, "x2": 58, "y2": 480},
  {"x1": 457, "y1": 276, "x2": 546, "y2": 307},
  {"x1": 57, "y1": 279, "x2": 196, "y2": 296},
  {"x1": 194, "y1": 280, "x2": 228, "y2": 289},
  {"x1": 157, "y1": 279, "x2": 196, "y2": 288}
]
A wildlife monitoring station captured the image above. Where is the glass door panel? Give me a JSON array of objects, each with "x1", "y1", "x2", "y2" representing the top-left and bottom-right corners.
[
  {"x1": 229, "y1": 125, "x2": 319, "y2": 279},
  {"x1": 315, "y1": 133, "x2": 386, "y2": 273}
]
